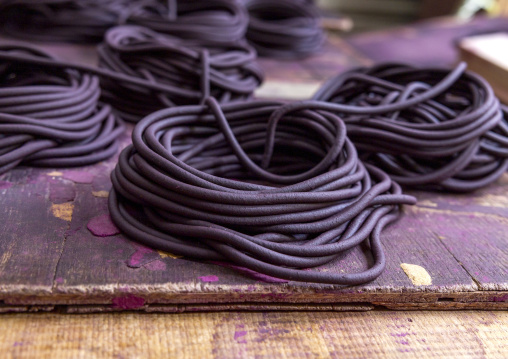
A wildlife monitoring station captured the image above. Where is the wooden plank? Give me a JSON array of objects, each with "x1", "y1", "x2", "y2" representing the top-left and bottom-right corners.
[
  {"x1": 6, "y1": 173, "x2": 501, "y2": 309},
  {"x1": 4, "y1": 154, "x2": 501, "y2": 310},
  {"x1": 0, "y1": 311, "x2": 507, "y2": 358}
]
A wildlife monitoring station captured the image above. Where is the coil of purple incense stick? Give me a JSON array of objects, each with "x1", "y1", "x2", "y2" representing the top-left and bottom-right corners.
[
  {"x1": 0, "y1": 44, "x2": 124, "y2": 174},
  {"x1": 108, "y1": 97, "x2": 415, "y2": 285},
  {"x1": 243, "y1": 0, "x2": 325, "y2": 58},
  {"x1": 0, "y1": 0, "x2": 248, "y2": 44},
  {"x1": 97, "y1": 25, "x2": 264, "y2": 122},
  {"x1": 306, "y1": 62, "x2": 508, "y2": 191}
]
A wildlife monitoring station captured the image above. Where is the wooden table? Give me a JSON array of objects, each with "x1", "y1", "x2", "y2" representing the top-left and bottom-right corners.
[
  {"x1": 1, "y1": 310, "x2": 507, "y2": 358},
  {"x1": 0, "y1": 16, "x2": 507, "y2": 358}
]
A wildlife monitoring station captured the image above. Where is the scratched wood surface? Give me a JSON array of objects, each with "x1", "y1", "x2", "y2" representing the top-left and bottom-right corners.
[
  {"x1": 0, "y1": 20, "x2": 508, "y2": 313},
  {"x1": 1, "y1": 311, "x2": 508, "y2": 358}
]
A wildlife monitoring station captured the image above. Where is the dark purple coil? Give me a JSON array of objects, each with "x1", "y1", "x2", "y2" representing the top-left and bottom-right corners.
[
  {"x1": 309, "y1": 62, "x2": 508, "y2": 191},
  {"x1": 108, "y1": 97, "x2": 415, "y2": 285},
  {"x1": 0, "y1": 44, "x2": 124, "y2": 174},
  {"x1": 97, "y1": 25, "x2": 264, "y2": 122},
  {"x1": 0, "y1": 0, "x2": 248, "y2": 44},
  {"x1": 244, "y1": 0, "x2": 325, "y2": 58}
]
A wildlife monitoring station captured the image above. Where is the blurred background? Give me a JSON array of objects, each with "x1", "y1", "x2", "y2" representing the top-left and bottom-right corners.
[{"x1": 318, "y1": 0, "x2": 508, "y2": 32}]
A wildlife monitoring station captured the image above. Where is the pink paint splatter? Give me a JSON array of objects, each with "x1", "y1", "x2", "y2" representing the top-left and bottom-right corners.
[
  {"x1": 144, "y1": 260, "x2": 166, "y2": 271},
  {"x1": 199, "y1": 275, "x2": 219, "y2": 282},
  {"x1": 111, "y1": 295, "x2": 145, "y2": 310},
  {"x1": 0, "y1": 181, "x2": 12, "y2": 190},
  {"x1": 87, "y1": 214, "x2": 120, "y2": 237},
  {"x1": 63, "y1": 170, "x2": 94, "y2": 184},
  {"x1": 127, "y1": 245, "x2": 157, "y2": 268},
  {"x1": 54, "y1": 277, "x2": 64, "y2": 284}
]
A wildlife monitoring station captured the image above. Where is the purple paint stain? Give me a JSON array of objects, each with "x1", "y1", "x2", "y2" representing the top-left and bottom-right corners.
[
  {"x1": 65, "y1": 226, "x2": 82, "y2": 237},
  {"x1": 13, "y1": 342, "x2": 23, "y2": 347},
  {"x1": 199, "y1": 275, "x2": 219, "y2": 282},
  {"x1": 55, "y1": 277, "x2": 64, "y2": 284},
  {"x1": 0, "y1": 181, "x2": 13, "y2": 190},
  {"x1": 49, "y1": 184, "x2": 76, "y2": 204},
  {"x1": 211, "y1": 261, "x2": 289, "y2": 283},
  {"x1": 234, "y1": 330, "x2": 247, "y2": 343},
  {"x1": 144, "y1": 260, "x2": 166, "y2": 271},
  {"x1": 87, "y1": 214, "x2": 120, "y2": 237},
  {"x1": 127, "y1": 245, "x2": 156, "y2": 268},
  {"x1": 63, "y1": 170, "x2": 94, "y2": 184},
  {"x1": 397, "y1": 340, "x2": 410, "y2": 345},
  {"x1": 111, "y1": 295, "x2": 145, "y2": 309}
]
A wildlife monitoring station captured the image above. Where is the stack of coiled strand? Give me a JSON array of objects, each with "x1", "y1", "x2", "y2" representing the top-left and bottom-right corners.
[
  {"x1": 308, "y1": 62, "x2": 508, "y2": 191},
  {"x1": 0, "y1": 0, "x2": 131, "y2": 43},
  {"x1": 0, "y1": 0, "x2": 249, "y2": 44},
  {"x1": 123, "y1": 0, "x2": 249, "y2": 44},
  {"x1": 97, "y1": 25, "x2": 264, "y2": 122},
  {"x1": 0, "y1": 44, "x2": 124, "y2": 175},
  {"x1": 244, "y1": 0, "x2": 325, "y2": 58},
  {"x1": 108, "y1": 97, "x2": 416, "y2": 284}
]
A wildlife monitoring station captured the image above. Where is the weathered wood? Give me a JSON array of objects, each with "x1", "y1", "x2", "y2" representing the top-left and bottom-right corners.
[{"x1": 0, "y1": 311, "x2": 507, "y2": 358}]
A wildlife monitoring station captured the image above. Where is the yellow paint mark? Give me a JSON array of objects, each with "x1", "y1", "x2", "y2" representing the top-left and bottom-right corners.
[
  {"x1": 475, "y1": 194, "x2": 508, "y2": 208},
  {"x1": 157, "y1": 250, "x2": 182, "y2": 259},
  {"x1": 400, "y1": 263, "x2": 432, "y2": 286},
  {"x1": 51, "y1": 203, "x2": 74, "y2": 222},
  {"x1": 438, "y1": 236, "x2": 446, "y2": 240},
  {"x1": 92, "y1": 191, "x2": 109, "y2": 198},
  {"x1": 47, "y1": 171, "x2": 63, "y2": 177}
]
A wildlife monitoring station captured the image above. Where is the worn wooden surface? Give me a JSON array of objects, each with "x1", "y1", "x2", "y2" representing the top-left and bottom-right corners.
[
  {"x1": 0, "y1": 20, "x2": 508, "y2": 313},
  {"x1": 0, "y1": 311, "x2": 507, "y2": 358}
]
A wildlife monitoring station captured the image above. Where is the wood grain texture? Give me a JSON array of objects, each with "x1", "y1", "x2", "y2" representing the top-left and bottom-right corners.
[{"x1": 0, "y1": 311, "x2": 507, "y2": 358}]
